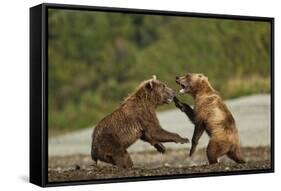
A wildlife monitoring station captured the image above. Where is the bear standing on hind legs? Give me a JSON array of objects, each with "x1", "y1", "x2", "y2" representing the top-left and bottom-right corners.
[
  {"x1": 91, "y1": 75, "x2": 189, "y2": 168},
  {"x1": 175, "y1": 73, "x2": 245, "y2": 164}
]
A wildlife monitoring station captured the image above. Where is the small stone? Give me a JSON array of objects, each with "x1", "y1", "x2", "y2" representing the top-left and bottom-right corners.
[{"x1": 75, "y1": 164, "x2": 80, "y2": 170}]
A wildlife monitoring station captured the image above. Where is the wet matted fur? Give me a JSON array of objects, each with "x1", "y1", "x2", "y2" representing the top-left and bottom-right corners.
[
  {"x1": 91, "y1": 76, "x2": 189, "y2": 168},
  {"x1": 175, "y1": 73, "x2": 245, "y2": 164}
]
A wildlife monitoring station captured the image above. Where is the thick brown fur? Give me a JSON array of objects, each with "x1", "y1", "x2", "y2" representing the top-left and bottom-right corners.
[
  {"x1": 91, "y1": 76, "x2": 189, "y2": 168},
  {"x1": 176, "y1": 73, "x2": 245, "y2": 164}
]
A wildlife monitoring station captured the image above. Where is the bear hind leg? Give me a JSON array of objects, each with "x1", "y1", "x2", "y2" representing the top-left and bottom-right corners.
[
  {"x1": 207, "y1": 140, "x2": 229, "y2": 164},
  {"x1": 227, "y1": 147, "x2": 245, "y2": 164},
  {"x1": 206, "y1": 140, "x2": 219, "y2": 164},
  {"x1": 111, "y1": 150, "x2": 133, "y2": 169},
  {"x1": 96, "y1": 134, "x2": 133, "y2": 168}
]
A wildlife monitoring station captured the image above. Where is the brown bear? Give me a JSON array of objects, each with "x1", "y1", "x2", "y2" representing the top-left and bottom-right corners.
[
  {"x1": 175, "y1": 73, "x2": 245, "y2": 164},
  {"x1": 91, "y1": 75, "x2": 189, "y2": 168}
]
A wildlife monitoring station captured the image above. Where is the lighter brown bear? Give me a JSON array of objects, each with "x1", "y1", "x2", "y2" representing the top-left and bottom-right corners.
[
  {"x1": 91, "y1": 75, "x2": 189, "y2": 168},
  {"x1": 176, "y1": 73, "x2": 245, "y2": 164}
]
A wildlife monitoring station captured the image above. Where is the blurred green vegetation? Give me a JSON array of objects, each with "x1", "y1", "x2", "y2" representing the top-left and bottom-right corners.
[{"x1": 48, "y1": 9, "x2": 271, "y2": 136}]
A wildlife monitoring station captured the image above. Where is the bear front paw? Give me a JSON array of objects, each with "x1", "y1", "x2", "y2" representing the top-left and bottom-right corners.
[{"x1": 179, "y1": 138, "x2": 190, "y2": 144}]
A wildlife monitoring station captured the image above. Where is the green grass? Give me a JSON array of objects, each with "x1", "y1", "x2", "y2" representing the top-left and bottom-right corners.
[{"x1": 48, "y1": 9, "x2": 271, "y2": 136}]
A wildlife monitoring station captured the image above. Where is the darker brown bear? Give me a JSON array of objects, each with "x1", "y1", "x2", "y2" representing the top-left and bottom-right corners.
[
  {"x1": 91, "y1": 76, "x2": 189, "y2": 168},
  {"x1": 175, "y1": 73, "x2": 245, "y2": 164}
]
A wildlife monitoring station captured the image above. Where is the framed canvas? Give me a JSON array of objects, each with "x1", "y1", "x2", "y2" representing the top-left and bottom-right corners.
[{"x1": 30, "y1": 3, "x2": 274, "y2": 187}]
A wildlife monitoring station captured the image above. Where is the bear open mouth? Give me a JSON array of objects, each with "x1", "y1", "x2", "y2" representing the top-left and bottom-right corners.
[
  {"x1": 180, "y1": 84, "x2": 186, "y2": 89},
  {"x1": 176, "y1": 80, "x2": 188, "y2": 93},
  {"x1": 176, "y1": 80, "x2": 185, "y2": 87}
]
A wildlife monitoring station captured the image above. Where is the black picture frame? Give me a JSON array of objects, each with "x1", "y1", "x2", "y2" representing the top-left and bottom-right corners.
[{"x1": 30, "y1": 3, "x2": 275, "y2": 187}]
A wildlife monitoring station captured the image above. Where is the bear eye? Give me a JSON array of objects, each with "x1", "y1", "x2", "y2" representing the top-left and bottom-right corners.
[{"x1": 198, "y1": 74, "x2": 202, "y2": 78}]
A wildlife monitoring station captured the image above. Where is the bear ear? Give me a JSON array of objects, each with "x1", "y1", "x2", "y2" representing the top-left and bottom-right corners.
[
  {"x1": 198, "y1": 74, "x2": 208, "y2": 82},
  {"x1": 198, "y1": 73, "x2": 203, "y2": 78},
  {"x1": 152, "y1": 75, "x2": 157, "y2": 80},
  {"x1": 146, "y1": 80, "x2": 154, "y2": 89},
  {"x1": 200, "y1": 77, "x2": 209, "y2": 86}
]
